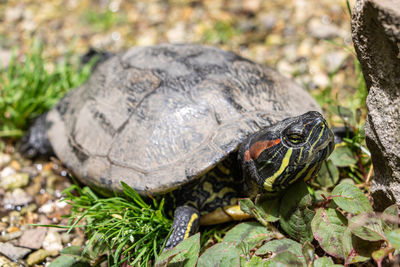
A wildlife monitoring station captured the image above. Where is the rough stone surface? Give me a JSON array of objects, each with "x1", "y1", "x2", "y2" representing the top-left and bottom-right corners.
[
  {"x1": 19, "y1": 228, "x2": 47, "y2": 250},
  {"x1": 0, "y1": 242, "x2": 31, "y2": 261},
  {"x1": 352, "y1": 0, "x2": 400, "y2": 210},
  {"x1": 0, "y1": 256, "x2": 19, "y2": 267},
  {"x1": 0, "y1": 173, "x2": 29, "y2": 190},
  {"x1": 4, "y1": 188, "x2": 34, "y2": 208},
  {"x1": 42, "y1": 230, "x2": 63, "y2": 252},
  {"x1": 26, "y1": 249, "x2": 58, "y2": 266}
]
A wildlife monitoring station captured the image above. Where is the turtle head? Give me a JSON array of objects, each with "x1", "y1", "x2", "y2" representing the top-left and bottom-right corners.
[{"x1": 239, "y1": 111, "x2": 334, "y2": 195}]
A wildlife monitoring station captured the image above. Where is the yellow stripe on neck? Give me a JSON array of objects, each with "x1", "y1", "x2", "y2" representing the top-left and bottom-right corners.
[
  {"x1": 184, "y1": 213, "x2": 199, "y2": 239},
  {"x1": 263, "y1": 148, "x2": 293, "y2": 191}
]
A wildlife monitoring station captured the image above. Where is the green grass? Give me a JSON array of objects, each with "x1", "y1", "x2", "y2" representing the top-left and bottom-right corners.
[
  {"x1": 202, "y1": 20, "x2": 240, "y2": 44},
  {"x1": 0, "y1": 41, "x2": 94, "y2": 138},
  {"x1": 82, "y1": 9, "x2": 126, "y2": 31},
  {"x1": 63, "y1": 182, "x2": 172, "y2": 266}
]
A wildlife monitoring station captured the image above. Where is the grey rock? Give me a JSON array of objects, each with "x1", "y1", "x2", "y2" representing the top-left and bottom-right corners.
[
  {"x1": 0, "y1": 167, "x2": 16, "y2": 179},
  {"x1": 0, "y1": 153, "x2": 11, "y2": 169},
  {"x1": 308, "y1": 17, "x2": 343, "y2": 40},
  {"x1": 4, "y1": 188, "x2": 33, "y2": 208},
  {"x1": 0, "y1": 255, "x2": 19, "y2": 267},
  {"x1": 42, "y1": 230, "x2": 63, "y2": 252},
  {"x1": 26, "y1": 249, "x2": 58, "y2": 266},
  {"x1": 0, "y1": 242, "x2": 31, "y2": 261},
  {"x1": 0, "y1": 173, "x2": 29, "y2": 190},
  {"x1": 258, "y1": 13, "x2": 276, "y2": 31},
  {"x1": 18, "y1": 228, "x2": 47, "y2": 250},
  {"x1": 0, "y1": 231, "x2": 22, "y2": 242},
  {"x1": 352, "y1": 0, "x2": 400, "y2": 210},
  {"x1": 323, "y1": 51, "x2": 348, "y2": 73}
]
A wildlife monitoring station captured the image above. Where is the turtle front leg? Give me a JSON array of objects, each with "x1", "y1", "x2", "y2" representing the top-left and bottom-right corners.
[{"x1": 164, "y1": 206, "x2": 200, "y2": 250}]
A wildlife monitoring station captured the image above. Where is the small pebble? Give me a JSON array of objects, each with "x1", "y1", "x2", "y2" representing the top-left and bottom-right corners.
[
  {"x1": 277, "y1": 61, "x2": 295, "y2": 77},
  {"x1": 60, "y1": 232, "x2": 72, "y2": 245},
  {"x1": 0, "y1": 173, "x2": 30, "y2": 190},
  {"x1": 0, "y1": 153, "x2": 11, "y2": 169},
  {"x1": 323, "y1": 51, "x2": 348, "y2": 73},
  {"x1": 19, "y1": 228, "x2": 47, "y2": 250},
  {"x1": 42, "y1": 231, "x2": 63, "y2": 252},
  {"x1": 0, "y1": 167, "x2": 16, "y2": 179},
  {"x1": 9, "y1": 161, "x2": 21, "y2": 171},
  {"x1": 26, "y1": 249, "x2": 58, "y2": 266},
  {"x1": 0, "y1": 231, "x2": 22, "y2": 242},
  {"x1": 258, "y1": 13, "x2": 276, "y2": 30},
  {"x1": 308, "y1": 17, "x2": 343, "y2": 39},
  {"x1": 20, "y1": 166, "x2": 39, "y2": 178},
  {"x1": 6, "y1": 226, "x2": 20, "y2": 233},
  {"x1": 25, "y1": 212, "x2": 39, "y2": 224},
  {"x1": 0, "y1": 255, "x2": 19, "y2": 267},
  {"x1": 242, "y1": 0, "x2": 261, "y2": 13},
  {"x1": 0, "y1": 242, "x2": 31, "y2": 261},
  {"x1": 20, "y1": 203, "x2": 38, "y2": 215},
  {"x1": 166, "y1": 22, "x2": 186, "y2": 43},
  {"x1": 313, "y1": 72, "x2": 330, "y2": 88},
  {"x1": 71, "y1": 236, "x2": 84, "y2": 247},
  {"x1": 39, "y1": 201, "x2": 55, "y2": 214},
  {"x1": 4, "y1": 188, "x2": 34, "y2": 207}
]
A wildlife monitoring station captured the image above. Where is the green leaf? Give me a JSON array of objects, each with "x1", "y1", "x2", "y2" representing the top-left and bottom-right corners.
[
  {"x1": 239, "y1": 197, "x2": 279, "y2": 226},
  {"x1": 302, "y1": 241, "x2": 315, "y2": 266},
  {"x1": 256, "y1": 239, "x2": 304, "y2": 265},
  {"x1": 239, "y1": 198, "x2": 257, "y2": 215},
  {"x1": 197, "y1": 242, "x2": 240, "y2": 267},
  {"x1": 313, "y1": 190, "x2": 330, "y2": 203},
  {"x1": 244, "y1": 256, "x2": 272, "y2": 267},
  {"x1": 329, "y1": 146, "x2": 357, "y2": 167},
  {"x1": 313, "y1": 257, "x2": 343, "y2": 267},
  {"x1": 48, "y1": 255, "x2": 90, "y2": 267},
  {"x1": 382, "y1": 204, "x2": 399, "y2": 232},
  {"x1": 155, "y1": 233, "x2": 200, "y2": 267},
  {"x1": 311, "y1": 208, "x2": 347, "y2": 258},
  {"x1": 371, "y1": 247, "x2": 394, "y2": 264},
  {"x1": 279, "y1": 181, "x2": 315, "y2": 242},
  {"x1": 342, "y1": 227, "x2": 381, "y2": 264},
  {"x1": 267, "y1": 251, "x2": 304, "y2": 266},
  {"x1": 255, "y1": 196, "x2": 281, "y2": 222},
  {"x1": 332, "y1": 183, "x2": 372, "y2": 214},
  {"x1": 315, "y1": 160, "x2": 339, "y2": 188},
  {"x1": 223, "y1": 221, "x2": 274, "y2": 252},
  {"x1": 386, "y1": 229, "x2": 400, "y2": 249},
  {"x1": 349, "y1": 213, "x2": 385, "y2": 241}
]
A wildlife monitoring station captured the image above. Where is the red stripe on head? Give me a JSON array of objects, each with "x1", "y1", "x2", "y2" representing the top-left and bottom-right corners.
[{"x1": 244, "y1": 139, "x2": 281, "y2": 161}]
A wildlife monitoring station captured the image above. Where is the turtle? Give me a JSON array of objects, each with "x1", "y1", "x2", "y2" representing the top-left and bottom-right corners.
[{"x1": 20, "y1": 44, "x2": 335, "y2": 250}]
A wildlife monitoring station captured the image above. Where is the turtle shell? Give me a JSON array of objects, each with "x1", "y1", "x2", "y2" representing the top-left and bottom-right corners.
[{"x1": 45, "y1": 44, "x2": 321, "y2": 195}]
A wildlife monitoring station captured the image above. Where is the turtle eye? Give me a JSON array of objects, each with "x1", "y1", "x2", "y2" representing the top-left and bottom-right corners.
[{"x1": 286, "y1": 133, "x2": 305, "y2": 145}]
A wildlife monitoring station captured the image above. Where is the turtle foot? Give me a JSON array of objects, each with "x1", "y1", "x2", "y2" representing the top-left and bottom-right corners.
[{"x1": 164, "y1": 206, "x2": 199, "y2": 251}]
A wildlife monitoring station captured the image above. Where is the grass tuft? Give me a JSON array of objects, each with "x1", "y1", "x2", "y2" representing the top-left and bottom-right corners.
[
  {"x1": 63, "y1": 182, "x2": 172, "y2": 266},
  {"x1": 0, "y1": 41, "x2": 94, "y2": 138}
]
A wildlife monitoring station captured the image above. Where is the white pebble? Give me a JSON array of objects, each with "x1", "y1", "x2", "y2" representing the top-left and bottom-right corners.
[
  {"x1": 0, "y1": 167, "x2": 16, "y2": 179},
  {"x1": 42, "y1": 231, "x2": 63, "y2": 252}
]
